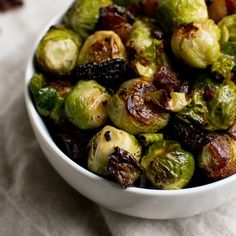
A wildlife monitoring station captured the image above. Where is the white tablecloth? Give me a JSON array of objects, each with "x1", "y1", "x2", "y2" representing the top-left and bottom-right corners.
[{"x1": 0, "y1": 1, "x2": 236, "y2": 235}]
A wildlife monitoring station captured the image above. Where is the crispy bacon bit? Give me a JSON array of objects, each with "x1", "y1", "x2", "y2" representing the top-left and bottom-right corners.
[
  {"x1": 105, "y1": 147, "x2": 142, "y2": 188},
  {"x1": 153, "y1": 66, "x2": 180, "y2": 93},
  {"x1": 0, "y1": 0, "x2": 23, "y2": 12},
  {"x1": 96, "y1": 4, "x2": 135, "y2": 43}
]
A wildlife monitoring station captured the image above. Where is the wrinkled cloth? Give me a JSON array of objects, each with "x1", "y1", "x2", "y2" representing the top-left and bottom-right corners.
[{"x1": 0, "y1": 1, "x2": 236, "y2": 235}]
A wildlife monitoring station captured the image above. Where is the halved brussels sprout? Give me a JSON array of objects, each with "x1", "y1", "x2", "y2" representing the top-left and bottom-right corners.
[
  {"x1": 199, "y1": 135, "x2": 236, "y2": 180},
  {"x1": 171, "y1": 20, "x2": 221, "y2": 68},
  {"x1": 64, "y1": 0, "x2": 112, "y2": 40},
  {"x1": 157, "y1": 0, "x2": 208, "y2": 33},
  {"x1": 87, "y1": 125, "x2": 142, "y2": 176},
  {"x1": 36, "y1": 26, "x2": 82, "y2": 76},
  {"x1": 65, "y1": 80, "x2": 111, "y2": 130},
  {"x1": 126, "y1": 19, "x2": 170, "y2": 80},
  {"x1": 141, "y1": 140, "x2": 195, "y2": 189},
  {"x1": 108, "y1": 79, "x2": 170, "y2": 134},
  {"x1": 30, "y1": 73, "x2": 72, "y2": 122},
  {"x1": 78, "y1": 31, "x2": 127, "y2": 64}
]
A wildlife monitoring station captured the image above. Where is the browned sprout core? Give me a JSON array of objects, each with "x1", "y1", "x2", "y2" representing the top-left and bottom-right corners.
[
  {"x1": 105, "y1": 147, "x2": 142, "y2": 188},
  {"x1": 0, "y1": 0, "x2": 23, "y2": 12}
]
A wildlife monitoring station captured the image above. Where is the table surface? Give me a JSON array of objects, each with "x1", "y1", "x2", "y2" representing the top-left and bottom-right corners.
[{"x1": 0, "y1": 1, "x2": 236, "y2": 235}]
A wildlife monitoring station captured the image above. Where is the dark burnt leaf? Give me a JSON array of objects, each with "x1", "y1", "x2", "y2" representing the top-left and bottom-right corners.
[
  {"x1": 76, "y1": 59, "x2": 131, "y2": 89},
  {"x1": 168, "y1": 117, "x2": 217, "y2": 152},
  {"x1": 96, "y1": 4, "x2": 135, "y2": 43},
  {"x1": 153, "y1": 66, "x2": 180, "y2": 93},
  {"x1": 0, "y1": 0, "x2": 23, "y2": 12},
  {"x1": 105, "y1": 147, "x2": 142, "y2": 188},
  {"x1": 145, "y1": 89, "x2": 169, "y2": 110}
]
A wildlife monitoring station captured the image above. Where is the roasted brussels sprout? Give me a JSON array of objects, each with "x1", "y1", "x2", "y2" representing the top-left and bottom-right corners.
[
  {"x1": 199, "y1": 135, "x2": 236, "y2": 180},
  {"x1": 30, "y1": 74, "x2": 72, "y2": 122},
  {"x1": 78, "y1": 31, "x2": 127, "y2": 64},
  {"x1": 171, "y1": 20, "x2": 221, "y2": 69},
  {"x1": 206, "y1": 79, "x2": 236, "y2": 130},
  {"x1": 87, "y1": 125, "x2": 142, "y2": 176},
  {"x1": 65, "y1": 80, "x2": 111, "y2": 130},
  {"x1": 157, "y1": 0, "x2": 208, "y2": 33},
  {"x1": 179, "y1": 77, "x2": 236, "y2": 130},
  {"x1": 30, "y1": 73, "x2": 47, "y2": 97},
  {"x1": 108, "y1": 79, "x2": 170, "y2": 134},
  {"x1": 126, "y1": 20, "x2": 170, "y2": 80},
  {"x1": 35, "y1": 26, "x2": 82, "y2": 76},
  {"x1": 141, "y1": 139, "x2": 195, "y2": 189},
  {"x1": 64, "y1": 0, "x2": 112, "y2": 40}
]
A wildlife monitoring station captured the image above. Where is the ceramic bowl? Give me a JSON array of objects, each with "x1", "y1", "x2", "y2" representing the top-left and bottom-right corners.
[{"x1": 24, "y1": 1, "x2": 236, "y2": 219}]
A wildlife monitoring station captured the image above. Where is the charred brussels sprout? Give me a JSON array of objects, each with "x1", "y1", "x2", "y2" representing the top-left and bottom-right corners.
[
  {"x1": 65, "y1": 80, "x2": 111, "y2": 130},
  {"x1": 199, "y1": 135, "x2": 236, "y2": 180},
  {"x1": 138, "y1": 133, "x2": 164, "y2": 147},
  {"x1": 64, "y1": 0, "x2": 112, "y2": 40},
  {"x1": 30, "y1": 74, "x2": 72, "y2": 122},
  {"x1": 171, "y1": 20, "x2": 221, "y2": 69},
  {"x1": 141, "y1": 140, "x2": 195, "y2": 189},
  {"x1": 108, "y1": 79, "x2": 170, "y2": 134},
  {"x1": 126, "y1": 20, "x2": 170, "y2": 80},
  {"x1": 87, "y1": 125, "x2": 142, "y2": 177},
  {"x1": 157, "y1": 0, "x2": 208, "y2": 33},
  {"x1": 78, "y1": 31, "x2": 127, "y2": 64},
  {"x1": 36, "y1": 26, "x2": 82, "y2": 76}
]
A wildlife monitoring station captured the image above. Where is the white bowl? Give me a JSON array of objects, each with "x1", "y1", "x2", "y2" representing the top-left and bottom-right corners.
[{"x1": 24, "y1": 3, "x2": 236, "y2": 219}]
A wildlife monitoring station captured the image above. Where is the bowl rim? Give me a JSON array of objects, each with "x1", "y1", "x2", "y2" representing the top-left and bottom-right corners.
[{"x1": 24, "y1": 1, "x2": 236, "y2": 197}]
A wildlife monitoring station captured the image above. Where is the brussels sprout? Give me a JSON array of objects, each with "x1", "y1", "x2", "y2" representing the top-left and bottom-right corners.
[
  {"x1": 157, "y1": 0, "x2": 208, "y2": 33},
  {"x1": 78, "y1": 31, "x2": 127, "y2": 64},
  {"x1": 177, "y1": 90, "x2": 209, "y2": 126},
  {"x1": 30, "y1": 74, "x2": 72, "y2": 122},
  {"x1": 36, "y1": 26, "x2": 82, "y2": 76},
  {"x1": 218, "y1": 14, "x2": 236, "y2": 44},
  {"x1": 29, "y1": 73, "x2": 47, "y2": 97},
  {"x1": 138, "y1": 133, "x2": 164, "y2": 147},
  {"x1": 108, "y1": 79, "x2": 170, "y2": 134},
  {"x1": 64, "y1": 0, "x2": 112, "y2": 40},
  {"x1": 126, "y1": 20, "x2": 170, "y2": 80},
  {"x1": 211, "y1": 54, "x2": 235, "y2": 80},
  {"x1": 206, "y1": 79, "x2": 236, "y2": 130},
  {"x1": 87, "y1": 125, "x2": 142, "y2": 176},
  {"x1": 141, "y1": 140, "x2": 195, "y2": 189},
  {"x1": 65, "y1": 80, "x2": 111, "y2": 130},
  {"x1": 199, "y1": 135, "x2": 236, "y2": 180},
  {"x1": 171, "y1": 20, "x2": 221, "y2": 68}
]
